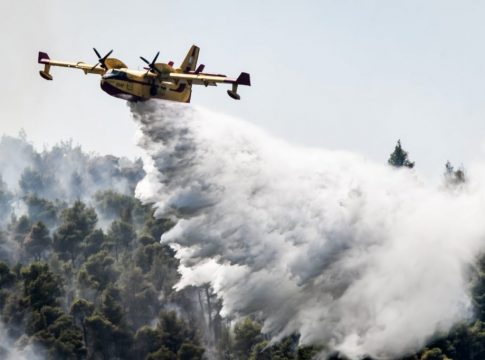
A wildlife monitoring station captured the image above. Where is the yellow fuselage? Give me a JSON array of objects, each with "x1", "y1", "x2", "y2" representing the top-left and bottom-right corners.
[{"x1": 100, "y1": 68, "x2": 191, "y2": 102}]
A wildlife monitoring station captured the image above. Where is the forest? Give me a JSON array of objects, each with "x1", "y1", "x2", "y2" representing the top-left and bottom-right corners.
[{"x1": 0, "y1": 134, "x2": 483, "y2": 360}]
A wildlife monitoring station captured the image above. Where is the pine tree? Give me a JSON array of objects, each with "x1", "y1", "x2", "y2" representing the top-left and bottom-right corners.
[
  {"x1": 388, "y1": 140, "x2": 415, "y2": 168},
  {"x1": 53, "y1": 201, "x2": 97, "y2": 263},
  {"x1": 23, "y1": 221, "x2": 51, "y2": 261},
  {"x1": 444, "y1": 161, "x2": 466, "y2": 186}
]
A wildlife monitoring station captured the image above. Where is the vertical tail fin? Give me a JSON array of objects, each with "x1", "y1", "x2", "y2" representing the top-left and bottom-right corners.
[
  {"x1": 180, "y1": 45, "x2": 200, "y2": 72},
  {"x1": 38, "y1": 51, "x2": 53, "y2": 80}
]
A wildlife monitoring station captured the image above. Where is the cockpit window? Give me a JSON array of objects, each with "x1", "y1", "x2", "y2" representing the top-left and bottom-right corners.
[{"x1": 103, "y1": 69, "x2": 128, "y2": 80}]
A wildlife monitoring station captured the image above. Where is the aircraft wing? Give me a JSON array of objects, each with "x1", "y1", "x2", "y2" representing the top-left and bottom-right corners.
[
  {"x1": 168, "y1": 72, "x2": 251, "y2": 87},
  {"x1": 38, "y1": 52, "x2": 106, "y2": 80}
]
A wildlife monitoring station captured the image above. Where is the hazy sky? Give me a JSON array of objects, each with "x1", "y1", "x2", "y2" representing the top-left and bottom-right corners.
[{"x1": 2, "y1": 0, "x2": 485, "y2": 178}]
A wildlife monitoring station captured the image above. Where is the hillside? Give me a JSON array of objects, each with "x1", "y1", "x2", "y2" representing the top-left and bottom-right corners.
[{"x1": 0, "y1": 132, "x2": 484, "y2": 360}]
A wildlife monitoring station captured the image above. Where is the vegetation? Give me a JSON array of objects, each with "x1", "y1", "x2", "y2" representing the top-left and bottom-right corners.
[
  {"x1": 444, "y1": 161, "x2": 466, "y2": 187},
  {"x1": 388, "y1": 140, "x2": 415, "y2": 168},
  {"x1": 0, "y1": 135, "x2": 483, "y2": 359}
]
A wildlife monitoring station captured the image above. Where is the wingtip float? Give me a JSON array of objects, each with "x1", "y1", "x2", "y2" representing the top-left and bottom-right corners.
[{"x1": 37, "y1": 45, "x2": 251, "y2": 103}]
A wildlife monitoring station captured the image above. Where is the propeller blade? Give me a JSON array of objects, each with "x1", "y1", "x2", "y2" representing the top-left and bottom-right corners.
[
  {"x1": 103, "y1": 49, "x2": 113, "y2": 60},
  {"x1": 140, "y1": 56, "x2": 151, "y2": 65},
  {"x1": 90, "y1": 63, "x2": 99, "y2": 71},
  {"x1": 152, "y1": 51, "x2": 160, "y2": 65},
  {"x1": 93, "y1": 47, "x2": 101, "y2": 59},
  {"x1": 140, "y1": 52, "x2": 162, "y2": 74}
]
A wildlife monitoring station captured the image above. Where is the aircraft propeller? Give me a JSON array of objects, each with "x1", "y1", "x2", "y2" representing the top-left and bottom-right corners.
[
  {"x1": 91, "y1": 48, "x2": 113, "y2": 70},
  {"x1": 140, "y1": 52, "x2": 161, "y2": 74}
]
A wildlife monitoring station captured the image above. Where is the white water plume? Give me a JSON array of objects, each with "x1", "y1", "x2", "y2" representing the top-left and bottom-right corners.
[{"x1": 131, "y1": 100, "x2": 485, "y2": 359}]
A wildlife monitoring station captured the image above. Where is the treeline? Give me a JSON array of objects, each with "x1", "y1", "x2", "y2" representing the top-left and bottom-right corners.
[{"x1": 388, "y1": 139, "x2": 466, "y2": 187}]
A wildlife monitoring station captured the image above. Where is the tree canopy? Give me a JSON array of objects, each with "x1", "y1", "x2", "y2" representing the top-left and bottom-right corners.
[{"x1": 388, "y1": 140, "x2": 415, "y2": 168}]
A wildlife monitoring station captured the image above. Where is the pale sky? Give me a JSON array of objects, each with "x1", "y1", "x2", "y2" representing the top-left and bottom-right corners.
[{"x1": 2, "y1": 0, "x2": 485, "y2": 178}]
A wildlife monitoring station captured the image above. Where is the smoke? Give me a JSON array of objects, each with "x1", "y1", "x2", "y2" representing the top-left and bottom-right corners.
[
  {"x1": 0, "y1": 134, "x2": 143, "y2": 264},
  {"x1": 131, "y1": 100, "x2": 485, "y2": 359},
  {"x1": 0, "y1": 134, "x2": 143, "y2": 203},
  {"x1": 0, "y1": 134, "x2": 151, "y2": 360},
  {"x1": 0, "y1": 322, "x2": 42, "y2": 360}
]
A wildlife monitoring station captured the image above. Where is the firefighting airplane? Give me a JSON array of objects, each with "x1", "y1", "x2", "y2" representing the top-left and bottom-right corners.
[{"x1": 37, "y1": 45, "x2": 251, "y2": 102}]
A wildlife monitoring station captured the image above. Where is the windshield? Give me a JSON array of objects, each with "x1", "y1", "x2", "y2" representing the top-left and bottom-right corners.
[{"x1": 103, "y1": 69, "x2": 128, "y2": 80}]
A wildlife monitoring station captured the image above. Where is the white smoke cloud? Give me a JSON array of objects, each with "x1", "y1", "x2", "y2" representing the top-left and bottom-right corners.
[
  {"x1": 0, "y1": 135, "x2": 142, "y2": 202},
  {"x1": 131, "y1": 100, "x2": 485, "y2": 359}
]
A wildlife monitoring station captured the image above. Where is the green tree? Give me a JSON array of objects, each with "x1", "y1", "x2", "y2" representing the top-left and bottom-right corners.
[
  {"x1": 178, "y1": 342, "x2": 205, "y2": 360},
  {"x1": 248, "y1": 335, "x2": 300, "y2": 360},
  {"x1": 100, "y1": 286, "x2": 125, "y2": 327},
  {"x1": 143, "y1": 215, "x2": 174, "y2": 242},
  {"x1": 135, "y1": 242, "x2": 179, "y2": 293},
  {"x1": 84, "y1": 313, "x2": 133, "y2": 360},
  {"x1": 444, "y1": 161, "x2": 466, "y2": 187},
  {"x1": 297, "y1": 345, "x2": 319, "y2": 360},
  {"x1": 146, "y1": 347, "x2": 176, "y2": 360},
  {"x1": 26, "y1": 305, "x2": 64, "y2": 335},
  {"x1": 134, "y1": 326, "x2": 163, "y2": 359},
  {"x1": 0, "y1": 176, "x2": 13, "y2": 222},
  {"x1": 70, "y1": 171, "x2": 85, "y2": 199},
  {"x1": 23, "y1": 221, "x2": 51, "y2": 261},
  {"x1": 24, "y1": 195, "x2": 60, "y2": 228},
  {"x1": 473, "y1": 255, "x2": 485, "y2": 322},
  {"x1": 107, "y1": 219, "x2": 135, "y2": 260},
  {"x1": 19, "y1": 167, "x2": 57, "y2": 197},
  {"x1": 30, "y1": 310, "x2": 87, "y2": 360},
  {"x1": 249, "y1": 340, "x2": 272, "y2": 360},
  {"x1": 21, "y1": 262, "x2": 62, "y2": 310},
  {"x1": 18, "y1": 265, "x2": 88, "y2": 360},
  {"x1": 120, "y1": 266, "x2": 159, "y2": 329},
  {"x1": 420, "y1": 348, "x2": 447, "y2": 360},
  {"x1": 233, "y1": 318, "x2": 264, "y2": 360},
  {"x1": 70, "y1": 298, "x2": 94, "y2": 347},
  {"x1": 0, "y1": 262, "x2": 15, "y2": 310},
  {"x1": 0, "y1": 230, "x2": 13, "y2": 264},
  {"x1": 94, "y1": 190, "x2": 136, "y2": 220},
  {"x1": 0, "y1": 261, "x2": 15, "y2": 288},
  {"x1": 12, "y1": 215, "x2": 31, "y2": 244},
  {"x1": 388, "y1": 140, "x2": 415, "y2": 168},
  {"x1": 53, "y1": 201, "x2": 97, "y2": 263},
  {"x1": 157, "y1": 310, "x2": 198, "y2": 354},
  {"x1": 78, "y1": 251, "x2": 119, "y2": 293},
  {"x1": 82, "y1": 229, "x2": 105, "y2": 259}
]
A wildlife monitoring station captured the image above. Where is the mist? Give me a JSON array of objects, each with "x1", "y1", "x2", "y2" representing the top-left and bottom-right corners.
[
  {"x1": 131, "y1": 100, "x2": 485, "y2": 359},
  {"x1": 0, "y1": 134, "x2": 143, "y2": 201},
  {"x1": 0, "y1": 134, "x2": 150, "y2": 360},
  {"x1": 0, "y1": 322, "x2": 42, "y2": 360}
]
